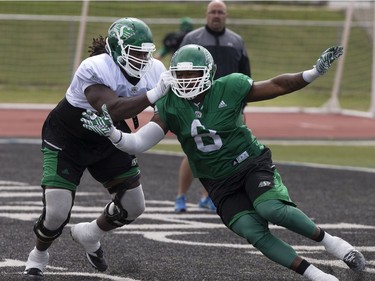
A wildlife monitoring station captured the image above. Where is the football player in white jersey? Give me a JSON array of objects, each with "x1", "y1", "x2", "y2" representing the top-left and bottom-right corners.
[{"x1": 23, "y1": 17, "x2": 171, "y2": 278}]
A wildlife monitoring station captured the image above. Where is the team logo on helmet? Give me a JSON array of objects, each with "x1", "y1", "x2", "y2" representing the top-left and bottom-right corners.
[
  {"x1": 111, "y1": 25, "x2": 135, "y2": 44},
  {"x1": 105, "y1": 18, "x2": 155, "y2": 78}
]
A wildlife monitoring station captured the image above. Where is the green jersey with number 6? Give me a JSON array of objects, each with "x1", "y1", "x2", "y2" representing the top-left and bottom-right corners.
[{"x1": 155, "y1": 73, "x2": 265, "y2": 180}]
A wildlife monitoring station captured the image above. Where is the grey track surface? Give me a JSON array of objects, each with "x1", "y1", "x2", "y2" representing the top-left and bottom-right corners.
[{"x1": 0, "y1": 143, "x2": 374, "y2": 281}]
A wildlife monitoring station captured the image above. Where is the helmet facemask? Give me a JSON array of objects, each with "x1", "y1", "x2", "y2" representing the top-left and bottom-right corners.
[
  {"x1": 117, "y1": 42, "x2": 155, "y2": 78},
  {"x1": 169, "y1": 44, "x2": 216, "y2": 100},
  {"x1": 170, "y1": 62, "x2": 212, "y2": 100}
]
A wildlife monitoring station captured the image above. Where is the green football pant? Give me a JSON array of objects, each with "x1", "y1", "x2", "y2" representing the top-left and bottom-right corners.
[{"x1": 230, "y1": 199, "x2": 317, "y2": 268}]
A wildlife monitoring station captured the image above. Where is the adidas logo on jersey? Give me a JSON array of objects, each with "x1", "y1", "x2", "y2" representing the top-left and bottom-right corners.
[{"x1": 218, "y1": 100, "x2": 227, "y2": 108}]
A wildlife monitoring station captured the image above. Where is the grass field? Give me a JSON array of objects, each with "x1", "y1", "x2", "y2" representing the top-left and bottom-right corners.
[{"x1": 0, "y1": 1, "x2": 372, "y2": 111}]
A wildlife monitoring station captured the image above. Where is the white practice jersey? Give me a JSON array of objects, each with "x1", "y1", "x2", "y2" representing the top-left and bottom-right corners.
[{"x1": 66, "y1": 53, "x2": 166, "y2": 111}]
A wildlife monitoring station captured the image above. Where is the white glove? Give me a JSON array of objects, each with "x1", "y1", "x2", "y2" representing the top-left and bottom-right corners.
[
  {"x1": 302, "y1": 45, "x2": 343, "y2": 83},
  {"x1": 146, "y1": 71, "x2": 173, "y2": 104},
  {"x1": 81, "y1": 104, "x2": 122, "y2": 143}
]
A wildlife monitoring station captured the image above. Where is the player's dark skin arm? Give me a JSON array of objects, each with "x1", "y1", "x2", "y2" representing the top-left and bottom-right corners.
[
  {"x1": 148, "y1": 72, "x2": 309, "y2": 130},
  {"x1": 85, "y1": 84, "x2": 152, "y2": 122},
  {"x1": 247, "y1": 72, "x2": 309, "y2": 102}
]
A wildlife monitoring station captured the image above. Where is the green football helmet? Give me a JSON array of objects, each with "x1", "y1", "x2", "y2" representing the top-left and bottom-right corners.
[
  {"x1": 170, "y1": 44, "x2": 216, "y2": 99},
  {"x1": 105, "y1": 17, "x2": 155, "y2": 78}
]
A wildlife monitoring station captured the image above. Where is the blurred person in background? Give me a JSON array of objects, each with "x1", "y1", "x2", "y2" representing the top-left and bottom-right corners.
[
  {"x1": 23, "y1": 17, "x2": 171, "y2": 278},
  {"x1": 176, "y1": 0, "x2": 251, "y2": 212},
  {"x1": 154, "y1": 17, "x2": 193, "y2": 60}
]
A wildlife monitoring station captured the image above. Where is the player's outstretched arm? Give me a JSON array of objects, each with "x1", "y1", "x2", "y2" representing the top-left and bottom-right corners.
[
  {"x1": 248, "y1": 45, "x2": 343, "y2": 102},
  {"x1": 85, "y1": 71, "x2": 172, "y2": 122},
  {"x1": 303, "y1": 45, "x2": 343, "y2": 82},
  {"x1": 81, "y1": 104, "x2": 166, "y2": 154}
]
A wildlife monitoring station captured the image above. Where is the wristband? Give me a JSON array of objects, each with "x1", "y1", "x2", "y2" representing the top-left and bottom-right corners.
[
  {"x1": 146, "y1": 88, "x2": 160, "y2": 104},
  {"x1": 302, "y1": 67, "x2": 321, "y2": 83},
  {"x1": 108, "y1": 127, "x2": 122, "y2": 144}
]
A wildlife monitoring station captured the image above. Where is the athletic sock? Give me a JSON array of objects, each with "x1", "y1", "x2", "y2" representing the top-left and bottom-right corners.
[
  {"x1": 303, "y1": 264, "x2": 339, "y2": 281},
  {"x1": 85, "y1": 220, "x2": 106, "y2": 254},
  {"x1": 88, "y1": 219, "x2": 106, "y2": 242},
  {"x1": 25, "y1": 247, "x2": 49, "y2": 270},
  {"x1": 74, "y1": 220, "x2": 106, "y2": 254},
  {"x1": 320, "y1": 231, "x2": 354, "y2": 259}
]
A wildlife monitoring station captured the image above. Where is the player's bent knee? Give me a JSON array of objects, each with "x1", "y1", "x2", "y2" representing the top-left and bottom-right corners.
[
  {"x1": 122, "y1": 186, "x2": 145, "y2": 220},
  {"x1": 33, "y1": 188, "x2": 74, "y2": 243},
  {"x1": 44, "y1": 207, "x2": 72, "y2": 229},
  {"x1": 231, "y1": 213, "x2": 270, "y2": 246},
  {"x1": 104, "y1": 184, "x2": 145, "y2": 227},
  {"x1": 45, "y1": 188, "x2": 74, "y2": 228},
  {"x1": 243, "y1": 229, "x2": 267, "y2": 246},
  {"x1": 255, "y1": 199, "x2": 288, "y2": 225}
]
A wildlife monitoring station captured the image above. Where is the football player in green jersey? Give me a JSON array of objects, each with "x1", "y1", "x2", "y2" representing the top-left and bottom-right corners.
[{"x1": 81, "y1": 44, "x2": 366, "y2": 281}]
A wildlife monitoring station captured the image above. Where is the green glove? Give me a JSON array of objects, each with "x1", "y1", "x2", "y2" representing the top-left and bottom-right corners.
[
  {"x1": 81, "y1": 104, "x2": 114, "y2": 137},
  {"x1": 315, "y1": 46, "x2": 343, "y2": 75}
]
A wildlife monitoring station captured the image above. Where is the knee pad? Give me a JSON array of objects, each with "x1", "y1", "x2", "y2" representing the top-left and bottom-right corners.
[
  {"x1": 255, "y1": 199, "x2": 287, "y2": 225},
  {"x1": 119, "y1": 185, "x2": 145, "y2": 220},
  {"x1": 33, "y1": 215, "x2": 65, "y2": 243},
  {"x1": 34, "y1": 188, "x2": 74, "y2": 243},
  {"x1": 104, "y1": 184, "x2": 145, "y2": 227},
  {"x1": 231, "y1": 212, "x2": 269, "y2": 246}
]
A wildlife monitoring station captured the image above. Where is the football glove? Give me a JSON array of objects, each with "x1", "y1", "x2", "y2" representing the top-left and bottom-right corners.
[
  {"x1": 81, "y1": 104, "x2": 114, "y2": 137},
  {"x1": 146, "y1": 70, "x2": 173, "y2": 104},
  {"x1": 315, "y1": 45, "x2": 343, "y2": 75}
]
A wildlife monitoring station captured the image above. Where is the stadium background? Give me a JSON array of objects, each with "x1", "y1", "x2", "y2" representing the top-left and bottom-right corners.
[{"x1": 0, "y1": 0, "x2": 374, "y2": 115}]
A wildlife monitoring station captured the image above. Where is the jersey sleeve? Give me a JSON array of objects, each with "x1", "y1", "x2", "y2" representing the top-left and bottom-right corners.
[
  {"x1": 66, "y1": 55, "x2": 115, "y2": 110},
  {"x1": 218, "y1": 73, "x2": 253, "y2": 105},
  {"x1": 75, "y1": 56, "x2": 115, "y2": 92}
]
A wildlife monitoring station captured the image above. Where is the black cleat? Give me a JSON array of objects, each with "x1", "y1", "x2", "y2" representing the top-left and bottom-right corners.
[
  {"x1": 343, "y1": 249, "x2": 366, "y2": 271},
  {"x1": 23, "y1": 268, "x2": 44, "y2": 280},
  {"x1": 86, "y1": 247, "x2": 108, "y2": 272}
]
